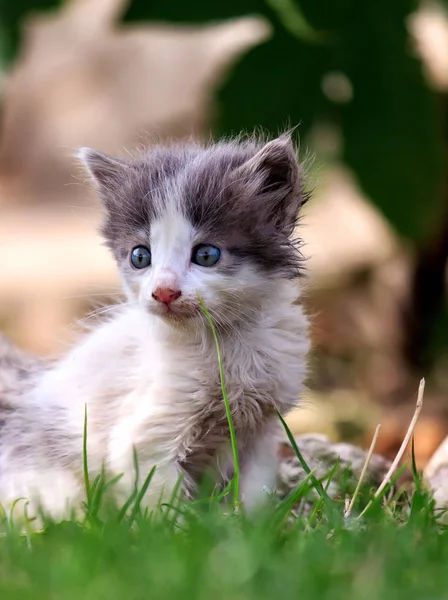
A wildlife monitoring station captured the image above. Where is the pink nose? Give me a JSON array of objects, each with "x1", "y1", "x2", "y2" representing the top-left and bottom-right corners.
[{"x1": 152, "y1": 287, "x2": 182, "y2": 305}]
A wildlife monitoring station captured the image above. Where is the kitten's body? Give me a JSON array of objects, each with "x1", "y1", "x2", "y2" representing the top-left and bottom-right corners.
[{"x1": 0, "y1": 136, "x2": 310, "y2": 519}]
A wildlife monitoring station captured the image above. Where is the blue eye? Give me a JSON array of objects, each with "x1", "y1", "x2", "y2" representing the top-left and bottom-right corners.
[
  {"x1": 131, "y1": 246, "x2": 151, "y2": 269},
  {"x1": 192, "y1": 244, "x2": 221, "y2": 267}
]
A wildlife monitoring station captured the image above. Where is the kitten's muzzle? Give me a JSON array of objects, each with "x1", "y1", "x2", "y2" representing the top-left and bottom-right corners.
[{"x1": 152, "y1": 287, "x2": 182, "y2": 306}]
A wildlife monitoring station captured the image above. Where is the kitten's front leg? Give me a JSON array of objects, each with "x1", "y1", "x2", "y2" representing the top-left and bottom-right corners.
[
  {"x1": 175, "y1": 462, "x2": 198, "y2": 501},
  {"x1": 239, "y1": 422, "x2": 280, "y2": 512}
]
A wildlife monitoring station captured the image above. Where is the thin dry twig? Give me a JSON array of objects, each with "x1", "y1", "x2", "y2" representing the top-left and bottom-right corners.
[
  {"x1": 344, "y1": 424, "x2": 382, "y2": 518},
  {"x1": 358, "y1": 378, "x2": 425, "y2": 519}
]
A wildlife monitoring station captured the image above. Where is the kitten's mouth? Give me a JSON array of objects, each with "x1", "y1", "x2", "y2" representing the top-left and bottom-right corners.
[{"x1": 150, "y1": 300, "x2": 200, "y2": 322}]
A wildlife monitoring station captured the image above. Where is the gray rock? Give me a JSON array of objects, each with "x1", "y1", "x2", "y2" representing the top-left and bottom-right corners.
[{"x1": 277, "y1": 433, "x2": 391, "y2": 501}]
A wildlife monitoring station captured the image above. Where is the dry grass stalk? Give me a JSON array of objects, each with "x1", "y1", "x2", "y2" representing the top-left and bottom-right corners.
[
  {"x1": 358, "y1": 378, "x2": 425, "y2": 519},
  {"x1": 344, "y1": 424, "x2": 382, "y2": 518}
]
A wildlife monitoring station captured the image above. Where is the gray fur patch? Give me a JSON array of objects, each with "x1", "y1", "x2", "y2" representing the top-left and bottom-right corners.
[{"x1": 0, "y1": 335, "x2": 43, "y2": 407}]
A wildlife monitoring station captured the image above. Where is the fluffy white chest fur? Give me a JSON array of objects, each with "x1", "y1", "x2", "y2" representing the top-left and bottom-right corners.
[
  {"x1": 1, "y1": 293, "x2": 308, "y2": 518},
  {"x1": 0, "y1": 135, "x2": 310, "y2": 520}
]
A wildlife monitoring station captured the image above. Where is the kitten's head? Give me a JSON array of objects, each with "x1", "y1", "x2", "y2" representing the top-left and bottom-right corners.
[{"x1": 79, "y1": 136, "x2": 307, "y2": 327}]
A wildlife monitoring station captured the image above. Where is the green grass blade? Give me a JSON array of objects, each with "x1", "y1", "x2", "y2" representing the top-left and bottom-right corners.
[
  {"x1": 308, "y1": 496, "x2": 326, "y2": 527},
  {"x1": 117, "y1": 447, "x2": 143, "y2": 522},
  {"x1": 102, "y1": 473, "x2": 124, "y2": 495},
  {"x1": 272, "y1": 470, "x2": 317, "y2": 528},
  {"x1": 117, "y1": 490, "x2": 137, "y2": 524},
  {"x1": 89, "y1": 471, "x2": 124, "y2": 522},
  {"x1": 189, "y1": 482, "x2": 233, "y2": 508},
  {"x1": 163, "y1": 474, "x2": 185, "y2": 526},
  {"x1": 89, "y1": 474, "x2": 101, "y2": 502},
  {"x1": 411, "y1": 436, "x2": 421, "y2": 491},
  {"x1": 275, "y1": 408, "x2": 333, "y2": 505},
  {"x1": 132, "y1": 446, "x2": 140, "y2": 490},
  {"x1": 323, "y1": 459, "x2": 340, "y2": 493},
  {"x1": 197, "y1": 293, "x2": 240, "y2": 509},
  {"x1": 9, "y1": 498, "x2": 27, "y2": 527},
  {"x1": 83, "y1": 404, "x2": 90, "y2": 505},
  {"x1": 128, "y1": 466, "x2": 157, "y2": 527},
  {"x1": 89, "y1": 467, "x2": 121, "y2": 519}
]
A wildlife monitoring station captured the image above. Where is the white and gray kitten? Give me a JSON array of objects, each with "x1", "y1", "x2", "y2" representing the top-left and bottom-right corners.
[{"x1": 0, "y1": 135, "x2": 310, "y2": 520}]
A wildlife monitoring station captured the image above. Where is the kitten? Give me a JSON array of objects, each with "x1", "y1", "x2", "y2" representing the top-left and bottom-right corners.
[{"x1": 0, "y1": 135, "x2": 310, "y2": 520}]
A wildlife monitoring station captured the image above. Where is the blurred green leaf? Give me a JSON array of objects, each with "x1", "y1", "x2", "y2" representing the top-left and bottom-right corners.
[
  {"x1": 308, "y1": 0, "x2": 445, "y2": 241},
  {"x1": 124, "y1": 0, "x2": 445, "y2": 241}
]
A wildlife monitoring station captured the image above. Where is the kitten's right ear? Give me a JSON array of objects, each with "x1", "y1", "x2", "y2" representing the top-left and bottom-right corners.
[{"x1": 77, "y1": 147, "x2": 131, "y2": 196}]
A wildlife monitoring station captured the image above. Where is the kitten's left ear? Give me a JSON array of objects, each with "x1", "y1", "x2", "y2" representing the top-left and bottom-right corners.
[
  {"x1": 77, "y1": 147, "x2": 132, "y2": 202},
  {"x1": 232, "y1": 136, "x2": 304, "y2": 234}
]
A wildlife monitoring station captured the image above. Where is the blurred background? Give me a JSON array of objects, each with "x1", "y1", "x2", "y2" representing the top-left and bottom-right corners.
[{"x1": 0, "y1": 0, "x2": 447, "y2": 467}]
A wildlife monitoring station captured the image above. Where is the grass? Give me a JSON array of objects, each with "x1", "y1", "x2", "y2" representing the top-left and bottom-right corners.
[
  {"x1": 0, "y1": 308, "x2": 447, "y2": 598},
  {"x1": 0, "y1": 472, "x2": 447, "y2": 600}
]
